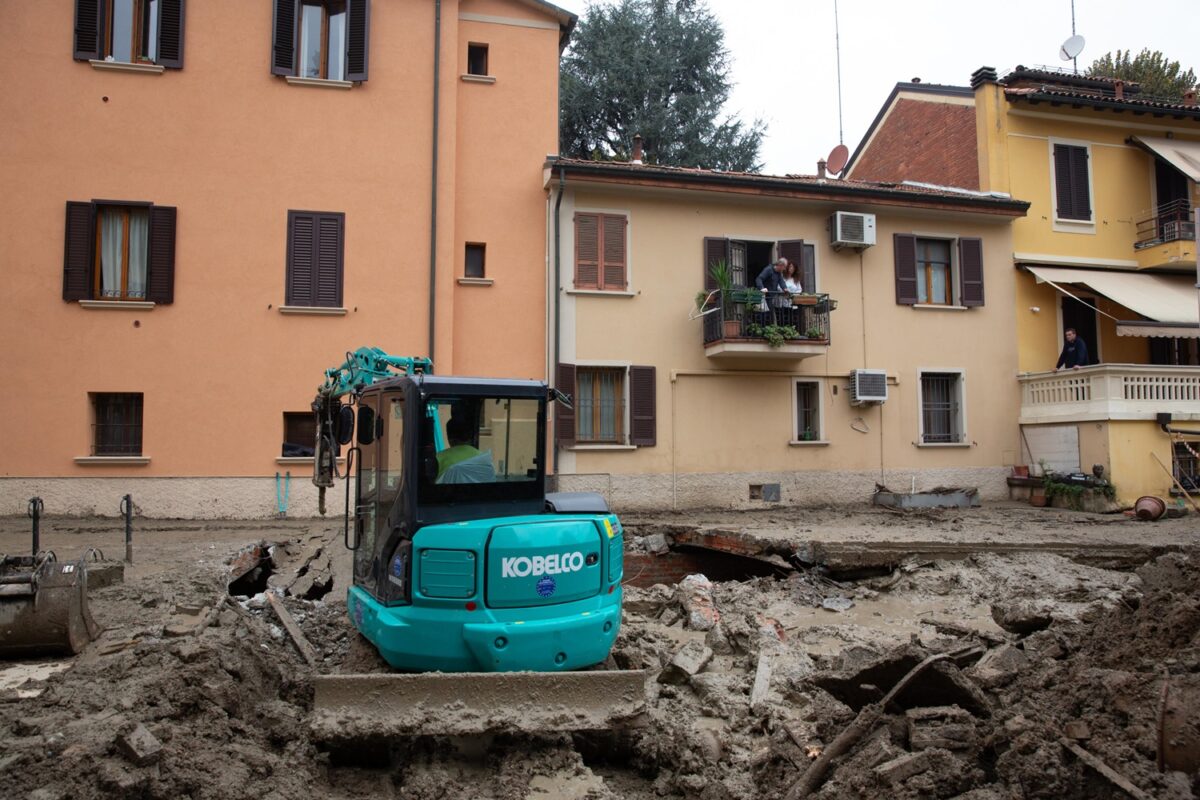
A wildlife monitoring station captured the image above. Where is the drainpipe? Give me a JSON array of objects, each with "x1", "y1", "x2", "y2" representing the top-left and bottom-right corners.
[
  {"x1": 427, "y1": 0, "x2": 443, "y2": 364},
  {"x1": 552, "y1": 169, "x2": 565, "y2": 473},
  {"x1": 1158, "y1": 413, "x2": 1200, "y2": 437}
]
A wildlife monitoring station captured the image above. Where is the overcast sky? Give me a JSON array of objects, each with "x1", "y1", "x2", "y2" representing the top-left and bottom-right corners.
[{"x1": 553, "y1": 0, "x2": 1197, "y2": 175}]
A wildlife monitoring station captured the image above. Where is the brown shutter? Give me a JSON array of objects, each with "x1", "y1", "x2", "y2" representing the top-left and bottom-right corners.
[
  {"x1": 777, "y1": 239, "x2": 806, "y2": 288},
  {"x1": 74, "y1": 0, "x2": 100, "y2": 60},
  {"x1": 601, "y1": 214, "x2": 627, "y2": 290},
  {"x1": 315, "y1": 213, "x2": 344, "y2": 307},
  {"x1": 1053, "y1": 144, "x2": 1073, "y2": 218},
  {"x1": 801, "y1": 244, "x2": 817, "y2": 292},
  {"x1": 346, "y1": 0, "x2": 370, "y2": 82},
  {"x1": 286, "y1": 211, "x2": 315, "y2": 305},
  {"x1": 555, "y1": 363, "x2": 576, "y2": 447},
  {"x1": 893, "y1": 233, "x2": 918, "y2": 305},
  {"x1": 156, "y1": 0, "x2": 185, "y2": 69},
  {"x1": 1054, "y1": 144, "x2": 1091, "y2": 220},
  {"x1": 958, "y1": 237, "x2": 984, "y2": 307},
  {"x1": 271, "y1": 0, "x2": 297, "y2": 76},
  {"x1": 1069, "y1": 146, "x2": 1091, "y2": 219},
  {"x1": 703, "y1": 237, "x2": 729, "y2": 291},
  {"x1": 63, "y1": 201, "x2": 95, "y2": 301},
  {"x1": 574, "y1": 213, "x2": 599, "y2": 289},
  {"x1": 146, "y1": 205, "x2": 177, "y2": 304},
  {"x1": 629, "y1": 366, "x2": 656, "y2": 447}
]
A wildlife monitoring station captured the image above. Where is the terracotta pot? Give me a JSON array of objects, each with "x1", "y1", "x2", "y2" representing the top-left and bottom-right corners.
[
  {"x1": 1012, "y1": 466, "x2": 1030, "y2": 478},
  {"x1": 1029, "y1": 493, "x2": 1049, "y2": 507},
  {"x1": 723, "y1": 319, "x2": 741, "y2": 339},
  {"x1": 1135, "y1": 495, "x2": 1166, "y2": 521}
]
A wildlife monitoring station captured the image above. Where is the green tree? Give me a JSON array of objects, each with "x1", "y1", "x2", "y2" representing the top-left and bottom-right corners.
[
  {"x1": 560, "y1": 0, "x2": 765, "y2": 172},
  {"x1": 1087, "y1": 49, "x2": 1197, "y2": 101}
]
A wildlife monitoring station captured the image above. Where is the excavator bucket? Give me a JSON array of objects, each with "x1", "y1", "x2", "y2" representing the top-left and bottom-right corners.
[
  {"x1": 311, "y1": 669, "x2": 649, "y2": 741},
  {"x1": 0, "y1": 556, "x2": 101, "y2": 658}
]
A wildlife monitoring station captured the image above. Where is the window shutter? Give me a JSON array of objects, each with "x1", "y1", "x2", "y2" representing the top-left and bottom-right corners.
[
  {"x1": 958, "y1": 237, "x2": 984, "y2": 307},
  {"x1": 1053, "y1": 144, "x2": 1073, "y2": 219},
  {"x1": 1054, "y1": 144, "x2": 1091, "y2": 221},
  {"x1": 346, "y1": 0, "x2": 370, "y2": 82},
  {"x1": 574, "y1": 213, "x2": 599, "y2": 289},
  {"x1": 62, "y1": 201, "x2": 95, "y2": 301},
  {"x1": 315, "y1": 213, "x2": 344, "y2": 307},
  {"x1": 703, "y1": 237, "x2": 730, "y2": 291},
  {"x1": 271, "y1": 0, "x2": 297, "y2": 76},
  {"x1": 146, "y1": 205, "x2": 177, "y2": 304},
  {"x1": 777, "y1": 239, "x2": 806, "y2": 288},
  {"x1": 156, "y1": 0, "x2": 185, "y2": 69},
  {"x1": 601, "y1": 214, "x2": 627, "y2": 290},
  {"x1": 893, "y1": 234, "x2": 918, "y2": 305},
  {"x1": 801, "y1": 244, "x2": 817, "y2": 292},
  {"x1": 555, "y1": 363, "x2": 576, "y2": 447},
  {"x1": 74, "y1": 0, "x2": 100, "y2": 61},
  {"x1": 286, "y1": 211, "x2": 316, "y2": 305},
  {"x1": 1069, "y1": 146, "x2": 1091, "y2": 219},
  {"x1": 629, "y1": 366, "x2": 656, "y2": 447}
]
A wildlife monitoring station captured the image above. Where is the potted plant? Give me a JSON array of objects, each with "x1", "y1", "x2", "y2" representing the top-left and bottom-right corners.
[
  {"x1": 805, "y1": 326, "x2": 823, "y2": 339},
  {"x1": 708, "y1": 260, "x2": 744, "y2": 339}
]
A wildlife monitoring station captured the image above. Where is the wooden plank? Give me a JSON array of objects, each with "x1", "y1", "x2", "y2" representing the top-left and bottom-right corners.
[{"x1": 266, "y1": 592, "x2": 318, "y2": 667}]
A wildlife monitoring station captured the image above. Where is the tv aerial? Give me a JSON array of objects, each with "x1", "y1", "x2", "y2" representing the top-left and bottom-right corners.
[{"x1": 1059, "y1": 0, "x2": 1083, "y2": 73}]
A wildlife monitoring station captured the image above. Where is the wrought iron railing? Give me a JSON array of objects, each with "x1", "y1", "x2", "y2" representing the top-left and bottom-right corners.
[
  {"x1": 93, "y1": 423, "x2": 143, "y2": 456},
  {"x1": 701, "y1": 290, "x2": 832, "y2": 346},
  {"x1": 1135, "y1": 198, "x2": 1194, "y2": 247}
]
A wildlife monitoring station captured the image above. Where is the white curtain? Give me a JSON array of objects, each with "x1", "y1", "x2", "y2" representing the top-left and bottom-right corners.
[
  {"x1": 100, "y1": 212, "x2": 123, "y2": 297},
  {"x1": 127, "y1": 210, "x2": 149, "y2": 298}
]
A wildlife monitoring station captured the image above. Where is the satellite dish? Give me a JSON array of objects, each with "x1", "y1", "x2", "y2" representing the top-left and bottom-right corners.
[
  {"x1": 826, "y1": 144, "x2": 850, "y2": 175},
  {"x1": 1059, "y1": 35, "x2": 1085, "y2": 61}
]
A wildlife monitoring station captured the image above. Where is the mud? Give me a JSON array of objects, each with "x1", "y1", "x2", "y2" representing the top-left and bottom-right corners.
[{"x1": 0, "y1": 508, "x2": 1197, "y2": 799}]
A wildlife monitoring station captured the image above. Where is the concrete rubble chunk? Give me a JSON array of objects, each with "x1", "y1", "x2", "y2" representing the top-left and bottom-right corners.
[
  {"x1": 677, "y1": 574, "x2": 720, "y2": 631},
  {"x1": 658, "y1": 641, "x2": 714, "y2": 685},
  {"x1": 641, "y1": 533, "x2": 671, "y2": 555},
  {"x1": 705, "y1": 623, "x2": 735, "y2": 655},
  {"x1": 873, "y1": 750, "x2": 934, "y2": 784},
  {"x1": 749, "y1": 653, "x2": 772, "y2": 713},
  {"x1": 990, "y1": 600, "x2": 1053, "y2": 635},
  {"x1": 1063, "y1": 720, "x2": 1091, "y2": 740},
  {"x1": 163, "y1": 605, "x2": 210, "y2": 638},
  {"x1": 968, "y1": 644, "x2": 1029, "y2": 689},
  {"x1": 624, "y1": 584, "x2": 673, "y2": 616},
  {"x1": 1020, "y1": 629, "x2": 1066, "y2": 660},
  {"x1": 116, "y1": 723, "x2": 162, "y2": 766},
  {"x1": 907, "y1": 705, "x2": 978, "y2": 751}
]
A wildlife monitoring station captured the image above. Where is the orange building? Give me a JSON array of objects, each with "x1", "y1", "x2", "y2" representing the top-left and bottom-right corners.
[{"x1": 0, "y1": 0, "x2": 574, "y2": 517}]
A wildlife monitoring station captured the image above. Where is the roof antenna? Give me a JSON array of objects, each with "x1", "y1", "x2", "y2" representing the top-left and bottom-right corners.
[
  {"x1": 833, "y1": 0, "x2": 844, "y2": 145},
  {"x1": 1058, "y1": 0, "x2": 1085, "y2": 75}
]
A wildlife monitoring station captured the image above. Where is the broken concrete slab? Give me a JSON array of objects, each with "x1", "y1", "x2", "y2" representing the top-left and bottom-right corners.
[
  {"x1": 116, "y1": 723, "x2": 162, "y2": 766},
  {"x1": 749, "y1": 654, "x2": 771, "y2": 713},
  {"x1": 658, "y1": 641, "x2": 714, "y2": 685},
  {"x1": 874, "y1": 750, "x2": 934, "y2": 783},
  {"x1": 1020, "y1": 629, "x2": 1066, "y2": 660},
  {"x1": 677, "y1": 574, "x2": 720, "y2": 631},
  {"x1": 990, "y1": 600, "x2": 1053, "y2": 636},
  {"x1": 907, "y1": 705, "x2": 978, "y2": 752},
  {"x1": 967, "y1": 645, "x2": 1029, "y2": 690},
  {"x1": 873, "y1": 486, "x2": 980, "y2": 509},
  {"x1": 86, "y1": 561, "x2": 125, "y2": 589},
  {"x1": 163, "y1": 605, "x2": 211, "y2": 638}
]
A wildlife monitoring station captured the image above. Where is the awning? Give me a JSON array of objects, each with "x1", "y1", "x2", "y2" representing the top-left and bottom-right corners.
[
  {"x1": 1115, "y1": 321, "x2": 1200, "y2": 338},
  {"x1": 1024, "y1": 265, "x2": 1200, "y2": 337},
  {"x1": 1132, "y1": 136, "x2": 1200, "y2": 182}
]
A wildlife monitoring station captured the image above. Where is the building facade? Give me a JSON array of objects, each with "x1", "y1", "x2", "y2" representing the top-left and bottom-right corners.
[
  {"x1": 847, "y1": 66, "x2": 1200, "y2": 503},
  {"x1": 545, "y1": 159, "x2": 1028, "y2": 510},
  {"x1": 0, "y1": 0, "x2": 574, "y2": 517}
]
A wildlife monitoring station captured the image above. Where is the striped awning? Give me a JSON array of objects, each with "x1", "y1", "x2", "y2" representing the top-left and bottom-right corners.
[{"x1": 1024, "y1": 265, "x2": 1199, "y2": 337}]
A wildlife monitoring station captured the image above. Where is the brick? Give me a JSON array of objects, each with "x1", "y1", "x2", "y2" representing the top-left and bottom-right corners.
[
  {"x1": 874, "y1": 750, "x2": 933, "y2": 784},
  {"x1": 658, "y1": 641, "x2": 713, "y2": 684},
  {"x1": 851, "y1": 98, "x2": 979, "y2": 189}
]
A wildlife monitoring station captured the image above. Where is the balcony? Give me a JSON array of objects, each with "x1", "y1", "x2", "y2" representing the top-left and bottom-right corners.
[
  {"x1": 1019, "y1": 364, "x2": 1200, "y2": 424},
  {"x1": 1134, "y1": 199, "x2": 1196, "y2": 270},
  {"x1": 702, "y1": 290, "x2": 832, "y2": 361}
]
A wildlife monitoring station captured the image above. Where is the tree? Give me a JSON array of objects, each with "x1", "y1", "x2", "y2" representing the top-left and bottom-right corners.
[
  {"x1": 1087, "y1": 49, "x2": 1196, "y2": 101},
  {"x1": 560, "y1": 0, "x2": 765, "y2": 172}
]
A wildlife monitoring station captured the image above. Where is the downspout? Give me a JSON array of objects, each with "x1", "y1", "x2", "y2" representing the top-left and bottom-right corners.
[
  {"x1": 552, "y1": 169, "x2": 565, "y2": 473},
  {"x1": 427, "y1": 0, "x2": 443, "y2": 364}
]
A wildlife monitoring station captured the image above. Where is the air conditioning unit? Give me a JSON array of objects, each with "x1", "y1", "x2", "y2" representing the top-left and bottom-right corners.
[
  {"x1": 849, "y1": 369, "x2": 888, "y2": 405},
  {"x1": 1163, "y1": 220, "x2": 1196, "y2": 242},
  {"x1": 830, "y1": 212, "x2": 877, "y2": 249}
]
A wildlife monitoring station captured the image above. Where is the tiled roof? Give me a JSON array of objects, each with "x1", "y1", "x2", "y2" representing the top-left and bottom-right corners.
[{"x1": 1000, "y1": 65, "x2": 1200, "y2": 118}]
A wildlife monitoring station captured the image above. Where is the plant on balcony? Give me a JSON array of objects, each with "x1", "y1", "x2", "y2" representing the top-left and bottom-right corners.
[
  {"x1": 746, "y1": 322, "x2": 799, "y2": 348},
  {"x1": 805, "y1": 326, "x2": 823, "y2": 339}
]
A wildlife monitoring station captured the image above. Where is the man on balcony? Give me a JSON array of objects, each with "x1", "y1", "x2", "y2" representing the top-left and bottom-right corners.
[{"x1": 1055, "y1": 328, "x2": 1091, "y2": 370}]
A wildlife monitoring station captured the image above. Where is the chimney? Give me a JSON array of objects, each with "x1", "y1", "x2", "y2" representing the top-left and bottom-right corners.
[
  {"x1": 1185, "y1": 89, "x2": 1198, "y2": 107},
  {"x1": 970, "y1": 66, "x2": 998, "y2": 90},
  {"x1": 631, "y1": 134, "x2": 644, "y2": 165},
  {"x1": 817, "y1": 159, "x2": 827, "y2": 179},
  {"x1": 1113, "y1": 79, "x2": 1125, "y2": 100}
]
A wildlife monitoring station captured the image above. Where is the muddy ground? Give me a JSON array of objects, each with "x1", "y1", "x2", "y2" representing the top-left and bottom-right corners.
[{"x1": 0, "y1": 503, "x2": 1197, "y2": 799}]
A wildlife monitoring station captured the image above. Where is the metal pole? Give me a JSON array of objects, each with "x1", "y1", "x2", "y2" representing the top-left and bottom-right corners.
[
  {"x1": 120, "y1": 494, "x2": 133, "y2": 564},
  {"x1": 27, "y1": 497, "x2": 43, "y2": 555},
  {"x1": 1194, "y1": 208, "x2": 1199, "y2": 333}
]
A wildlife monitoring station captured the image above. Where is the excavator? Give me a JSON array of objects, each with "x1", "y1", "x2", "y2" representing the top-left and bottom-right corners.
[{"x1": 307, "y1": 347, "x2": 646, "y2": 739}]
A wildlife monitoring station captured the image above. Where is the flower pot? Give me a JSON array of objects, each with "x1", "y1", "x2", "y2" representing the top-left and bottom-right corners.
[
  {"x1": 1012, "y1": 465, "x2": 1030, "y2": 478},
  {"x1": 723, "y1": 319, "x2": 741, "y2": 339},
  {"x1": 1029, "y1": 493, "x2": 1049, "y2": 507}
]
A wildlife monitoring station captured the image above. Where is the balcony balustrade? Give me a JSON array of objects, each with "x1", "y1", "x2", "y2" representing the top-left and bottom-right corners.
[
  {"x1": 1018, "y1": 363, "x2": 1200, "y2": 424},
  {"x1": 701, "y1": 290, "x2": 832, "y2": 361}
]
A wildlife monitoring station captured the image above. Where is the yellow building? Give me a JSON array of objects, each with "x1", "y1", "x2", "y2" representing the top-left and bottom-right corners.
[
  {"x1": 544, "y1": 158, "x2": 1027, "y2": 509},
  {"x1": 847, "y1": 66, "x2": 1200, "y2": 503}
]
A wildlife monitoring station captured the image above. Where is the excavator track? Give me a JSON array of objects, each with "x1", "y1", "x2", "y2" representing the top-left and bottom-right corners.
[{"x1": 311, "y1": 669, "x2": 649, "y2": 740}]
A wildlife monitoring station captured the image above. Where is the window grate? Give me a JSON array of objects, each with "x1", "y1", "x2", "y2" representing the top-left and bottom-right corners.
[
  {"x1": 93, "y1": 393, "x2": 144, "y2": 456},
  {"x1": 796, "y1": 382, "x2": 819, "y2": 440},
  {"x1": 921, "y1": 374, "x2": 962, "y2": 443}
]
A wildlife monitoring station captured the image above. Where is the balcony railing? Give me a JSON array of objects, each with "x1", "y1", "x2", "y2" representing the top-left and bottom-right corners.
[
  {"x1": 1019, "y1": 363, "x2": 1200, "y2": 423},
  {"x1": 1135, "y1": 199, "x2": 1194, "y2": 248},
  {"x1": 702, "y1": 290, "x2": 831, "y2": 347}
]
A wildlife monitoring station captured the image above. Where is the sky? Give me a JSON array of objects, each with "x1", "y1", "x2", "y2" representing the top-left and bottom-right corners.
[{"x1": 552, "y1": 0, "x2": 1197, "y2": 175}]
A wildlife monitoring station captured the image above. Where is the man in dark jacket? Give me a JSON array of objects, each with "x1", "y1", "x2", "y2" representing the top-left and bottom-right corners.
[
  {"x1": 755, "y1": 258, "x2": 788, "y2": 294},
  {"x1": 1055, "y1": 328, "x2": 1091, "y2": 369}
]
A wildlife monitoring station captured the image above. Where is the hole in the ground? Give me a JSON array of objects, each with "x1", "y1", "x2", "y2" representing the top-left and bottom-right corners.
[
  {"x1": 301, "y1": 574, "x2": 335, "y2": 600},
  {"x1": 813, "y1": 653, "x2": 989, "y2": 716},
  {"x1": 228, "y1": 544, "x2": 275, "y2": 597},
  {"x1": 624, "y1": 544, "x2": 788, "y2": 588}
]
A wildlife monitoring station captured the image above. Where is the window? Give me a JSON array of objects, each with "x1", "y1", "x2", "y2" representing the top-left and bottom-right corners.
[
  {"x1": 704, "y1": 237, "x2": 816, "y2": 292},
  {"x1": 62, "y1": 201, "x2": 177, "y2": 304},
  {"x1": 574, "y1": 213, "x2": 627, "y2": 290},
  {"x1": 286, "y1": 211, "x2": 345, "y2": 308},
  {"x1": 1052, "y1": 143, "x2": 1092, "y2": 222},
  {"x1": 893, "y1": 235, "x2": 984, "y2": 307},
  {"x1": 282, "y1": 412, "x2": 316, "y2": 457},
  {"x1": 465, "y1": 243, "x2": 486, "y2": 279},
  {"x1": 92, "y1": 393, "x2": 143, "y2": 456},
  {"x1": 919, "y1": 372, "x2": 965, "y2": 444},
  {"x1": 555, "y1": 364, "x2": 656, "y2": 447},
  {"x1": 272, "y1": 0, "x2": 370, "y2": 82},
  {"x1": 467, "y1": 43, "x2": 488, "y2": 76},
  {"x1": 793, "y1": 381, "x2": 822, "y2": 441},
  {"x1": 1174, "y1": 441, "x2": 1199, "y2": 493},
  {"x1": 73, "y1": 0, "x2": 184, "y2": 67}
]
